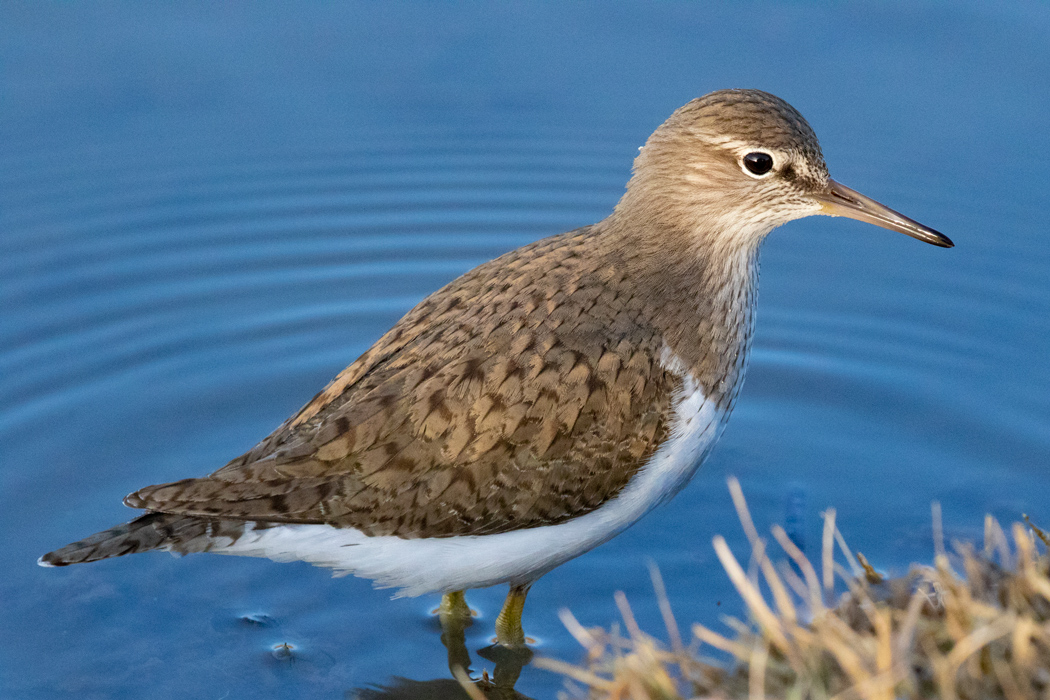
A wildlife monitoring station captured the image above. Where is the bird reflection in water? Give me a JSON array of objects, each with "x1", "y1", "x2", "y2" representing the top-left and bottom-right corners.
[{"x1": 349, "y1": 597, "x2": 535, "y2": 700}]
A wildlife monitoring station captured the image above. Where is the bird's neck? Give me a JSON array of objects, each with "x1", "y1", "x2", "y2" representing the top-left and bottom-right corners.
[{"x1": 602, "y1": 213, "x2": 762, "y2": 409}]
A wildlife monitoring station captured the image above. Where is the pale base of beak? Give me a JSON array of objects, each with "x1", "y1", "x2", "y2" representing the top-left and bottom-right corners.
[{"x1": 815, "y1": 179, "x2": 953, "y2": 248}]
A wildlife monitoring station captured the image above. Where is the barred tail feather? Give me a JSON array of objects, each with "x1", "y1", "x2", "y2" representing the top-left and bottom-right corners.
[{"x1": 38, "y1": 512, "x2": 252, "y2": 567}]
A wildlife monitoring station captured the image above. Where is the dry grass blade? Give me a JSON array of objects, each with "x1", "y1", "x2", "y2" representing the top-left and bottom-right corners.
[
  {"x1": 945, "y1": 614, "x2": 1015, "y2": 680},
  {"x1": 728, "y1": 476, "x2": 761, "y2": 549},
  {"x1": 895, "y1": 583, "x2": 929, "y2": 665},
  {"x1": 758, "y1": 545, "x2": 797, "y2": 628},
  {"x1": 533, "y1": 656, "x2": 615, "y2": 690},
  {"x1": 991, "y1": 651, "x2": 1027, "y2": 700},
  {"x1": 543, "y1": 481, "x2": 1050, "y2": 700},
  {"x1": 822, "y1": 508, "x2": 836, "y2": 596},
  {"x1": 772, "y1": 524, "x2": 824, "y2": 616},
  {"x1": 615, "y1": 591, "x2": 644, "y2": 643},
  {"x1": 748, "y1": 639, "x2": 769, "y2": 700},
  {"x1": 693, "y1": 621, "x2": 752, "y2": 659},
  {"x1": 932, "y1": 501, "x2": 945, "y2": 563},
  {"x1": 559, "y1": 607, "x2": 605, "y2": 660},
  {"x1": 834, "y1": 525, "x2": 862, "y2": 578},
  {"x1": 986, "y1": 516, "x2": 1013, "y2": 568},
  {"x1": 648, "y1": 562, "x2": 684, "y2": 654},
  {"x1": 713, "y1": 535, "x2": 791, "y2": 655}
]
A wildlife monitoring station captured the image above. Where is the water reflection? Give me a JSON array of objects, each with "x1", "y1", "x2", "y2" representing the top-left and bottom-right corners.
[{"x1": 351, "y1": 604, "x2": 535, "y2": 700}]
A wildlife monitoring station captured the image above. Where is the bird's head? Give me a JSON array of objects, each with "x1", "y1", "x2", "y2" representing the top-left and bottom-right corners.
[{"x1": 616, "y1": 89, "x2": 952, "y2": 251}]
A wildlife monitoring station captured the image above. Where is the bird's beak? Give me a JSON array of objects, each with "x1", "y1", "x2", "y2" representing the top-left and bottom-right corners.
[{"x1": 813, "y1": 179, "x2": 953, "y2": 248}]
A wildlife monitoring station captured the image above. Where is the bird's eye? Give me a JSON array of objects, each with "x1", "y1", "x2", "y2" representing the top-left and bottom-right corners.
[{"x1": 742, "y1": 152, "x2": 774, "y2": 177}]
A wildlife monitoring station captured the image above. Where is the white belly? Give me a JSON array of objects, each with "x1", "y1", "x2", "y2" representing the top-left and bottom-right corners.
[{"x1": 201, "y1": 352, "x2": 727, "y2": 596}]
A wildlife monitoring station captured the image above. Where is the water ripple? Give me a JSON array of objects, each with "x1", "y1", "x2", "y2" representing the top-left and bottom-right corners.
[{"x1": 2, "y1": 130, "x2": 636, "y2": 434}]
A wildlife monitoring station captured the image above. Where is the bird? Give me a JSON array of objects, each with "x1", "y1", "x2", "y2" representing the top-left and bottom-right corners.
[{"x1": 39, "y1": 89, "x2": 952, "y2": 647}]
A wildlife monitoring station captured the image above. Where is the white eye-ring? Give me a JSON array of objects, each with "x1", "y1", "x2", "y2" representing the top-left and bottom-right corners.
[{"x1": 741, "y1": 151, "x2": 775, "y2": 178}]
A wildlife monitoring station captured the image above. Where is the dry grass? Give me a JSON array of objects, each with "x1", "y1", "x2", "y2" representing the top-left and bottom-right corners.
[{"x1": 537, "y1": 478, "x2": 1050, "y2": 700}]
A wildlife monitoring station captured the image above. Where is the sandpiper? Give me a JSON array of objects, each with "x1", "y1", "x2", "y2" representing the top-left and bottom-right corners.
[{"x1": 40, "y1": 89, "x2": 952, "y2": 647}]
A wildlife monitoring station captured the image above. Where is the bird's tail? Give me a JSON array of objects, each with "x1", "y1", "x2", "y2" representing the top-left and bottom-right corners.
[{"x1": 38, "y1": 512, "x2": 251, "y2": 567}]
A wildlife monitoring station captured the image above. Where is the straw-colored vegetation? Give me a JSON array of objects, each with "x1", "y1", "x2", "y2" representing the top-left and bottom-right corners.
[{"x1": 538, "y1": 478, "x2": 1050, "y2": 700}]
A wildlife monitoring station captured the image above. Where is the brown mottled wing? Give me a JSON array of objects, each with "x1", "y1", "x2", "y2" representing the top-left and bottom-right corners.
[{"x1": 128, "y1": 228, "x2": 680, "y2": 538}]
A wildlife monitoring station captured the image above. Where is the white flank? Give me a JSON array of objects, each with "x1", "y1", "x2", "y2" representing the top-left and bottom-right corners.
[{"x1": 206, "y1": 348, "x2": 726, "y2": 597}]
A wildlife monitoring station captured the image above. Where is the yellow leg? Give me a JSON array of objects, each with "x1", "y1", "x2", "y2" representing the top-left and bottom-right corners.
[
  {"x1": 438, "y1": 591, "x2": 473, "y2": 677},
  {"x1": 494, "y1": 582, "x2": 531, "y2": 647},
  {"x1": 439, "y1": 590, "x2": 472, "y2": 622}
]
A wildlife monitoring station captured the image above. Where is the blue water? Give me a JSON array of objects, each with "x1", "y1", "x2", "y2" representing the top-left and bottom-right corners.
[{"x1": 4, "y1": 2, "x2": 1050, "y2": 698}]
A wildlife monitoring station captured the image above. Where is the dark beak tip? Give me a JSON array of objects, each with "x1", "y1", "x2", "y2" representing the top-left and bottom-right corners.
[
  {"x1": 928, "y1": 231, "x2": 955, "y2": 248},
  {"x1": 820, "y1": 180, "x2": 954, "y2": 250}
]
